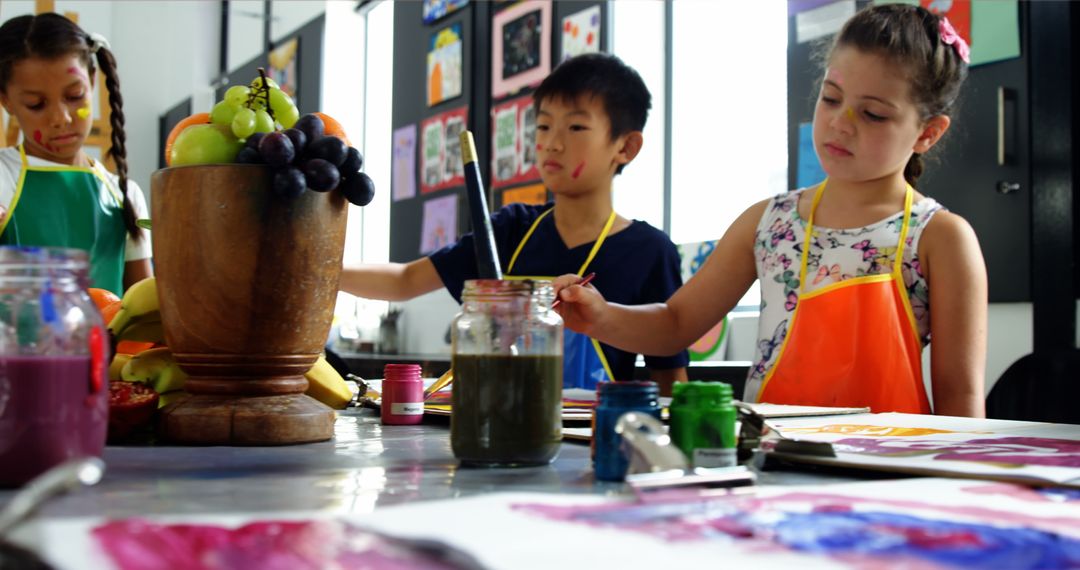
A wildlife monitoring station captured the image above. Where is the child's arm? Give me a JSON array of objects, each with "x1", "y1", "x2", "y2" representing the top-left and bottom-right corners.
[
  {"x1": 339, "y1": 258, "x2": 443, "y2": 302},
  {"x1": 123, "y1": 259, "x2": 153, "y2": 291},
  {"x1": 555, "y1": 200, "x2": 766, "y2": 356},
  {"x1": 921, "y1": 212, "x2": 987, "y2": 418}
]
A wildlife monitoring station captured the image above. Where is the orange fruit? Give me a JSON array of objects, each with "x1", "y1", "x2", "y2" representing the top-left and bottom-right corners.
[
  {"x1": 88, "y1": 288, "x2": 121, "y2": 311},
  {"x1": 116, "y1": 340, "x2": 157, "y2": 355},
  {"x1": 164, "y1": 112, "x2": 211, "y2": 166},
  {"x1": 314, "y1": 112, "x2": 351, "y2": 146},
  {"x1": 100, "y1": 299, "x2": 122, "y2": 327}
]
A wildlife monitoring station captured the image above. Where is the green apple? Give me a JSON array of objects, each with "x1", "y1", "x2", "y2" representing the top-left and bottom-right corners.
[{"x1": 169, "y1": 124, "x2": 243, "y2": 166}]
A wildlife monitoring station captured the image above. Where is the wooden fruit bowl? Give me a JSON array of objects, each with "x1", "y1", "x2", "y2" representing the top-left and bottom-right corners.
[{"x1": 151, "y1": 164, "x2": 346, "y2": 445}]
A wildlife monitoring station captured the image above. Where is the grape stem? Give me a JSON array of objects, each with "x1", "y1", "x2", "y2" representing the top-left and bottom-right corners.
[{"x1": 247, "y1": 67, "x2": 276, "y2": 122}]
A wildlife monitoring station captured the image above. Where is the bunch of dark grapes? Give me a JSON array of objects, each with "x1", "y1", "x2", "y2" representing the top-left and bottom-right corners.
[{"x1": 237, "y1": 113, "x2": 376, "y2": 206}]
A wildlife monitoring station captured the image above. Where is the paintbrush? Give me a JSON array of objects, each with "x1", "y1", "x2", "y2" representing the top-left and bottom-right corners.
[
  {"x1": 424, "y1": 368, "x2": 454, "y2": 400},
  {"x1": 459, "y1": 131, "x2": 502, "y2": 279},
  {"x1": 552, "y1": 272, "x2": 596, "y2": 309}
]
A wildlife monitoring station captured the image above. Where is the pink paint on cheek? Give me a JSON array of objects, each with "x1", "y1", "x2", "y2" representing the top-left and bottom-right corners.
[
  {"x1": 33, "y1": 130, "x2": 43, "y2": 145},
  {"x1": 572, "y1": 162, "x2": 585, "y2": 179},
  {"x1": 536, "y1": 143, "x2": 543, "y2": 151}
]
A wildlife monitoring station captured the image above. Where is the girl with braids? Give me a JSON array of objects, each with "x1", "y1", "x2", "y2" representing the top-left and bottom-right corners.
[
  {"x1": 553, "y1": 4, "x2": 987, "y2": 416},
  {"x1": 0, "y1": 13, "x2": 150, "y2": 294}
]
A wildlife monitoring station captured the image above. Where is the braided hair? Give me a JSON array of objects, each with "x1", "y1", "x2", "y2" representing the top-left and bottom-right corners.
[
  {"x1": 826, "y1": 4, "x2": 969, "y2": 186},
  {"x1": 0, "y1": 13, "x2": 141, "y2": 240}
]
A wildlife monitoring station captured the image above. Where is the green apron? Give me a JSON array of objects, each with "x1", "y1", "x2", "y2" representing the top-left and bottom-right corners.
[
  {"x1": 505, "y1": 208, "x2": 616, "y2": 388},
  {"x1": 0, "y1": 145, "x2": 127, "y2": 294}
]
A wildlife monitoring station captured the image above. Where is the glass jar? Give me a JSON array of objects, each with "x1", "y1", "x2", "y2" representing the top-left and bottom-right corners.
[
  {"x1": 669, "y1": 381, "x2": 738, "y2": 468},
  {"x1": 0, "y1": 247, "x2": 109, "y2": 487},
  {"x1": 450, "y1": 279, "x2": 563, "y2": 466},
  {"x1": 592, "y1": 381, "x2": 661, "y2": 481}
]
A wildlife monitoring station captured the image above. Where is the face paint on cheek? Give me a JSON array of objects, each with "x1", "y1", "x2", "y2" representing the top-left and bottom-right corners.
[
  {"x1": 77, "y1": 106, "x2": 91, "y2": 119},
  {"x1": 536, "y1": 143, "x2": 543, "y2": 151},
  {"x1": 846, "y1": 107, "x2": 856, "y2": 121},
  {"x1": 67, "y1": 66, "x2": 89, "y2": 82},
  {"x1": 572, "y1": 162, "x2": 585, "y2": 179},
  {"x1": 32, "y1": 130, "x2": 54, "y2": 153}
]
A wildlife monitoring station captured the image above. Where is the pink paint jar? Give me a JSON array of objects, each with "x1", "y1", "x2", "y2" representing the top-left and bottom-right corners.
[{"x1": 381, "y1": 363, "x2": 424, "y2": 425}]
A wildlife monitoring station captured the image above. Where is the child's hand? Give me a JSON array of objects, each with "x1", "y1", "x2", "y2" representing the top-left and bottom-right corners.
[{"x1": 552, "y1": 273, "x2": 607, "y2": 335}]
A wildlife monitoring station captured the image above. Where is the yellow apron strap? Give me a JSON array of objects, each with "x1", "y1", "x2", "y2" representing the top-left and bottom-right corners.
[
  {"x1": 591, "y1": 337, "x2": 616, "y2": 384},
  {"x1": 506, "y1": 208, "x2": 552, "y2": 274},
  {"x1": 577, "y1": 210, "x2": 616, "y2": 276},
  {"x1": 506, "y1": 207, "x2": 617, "y2": 277},
  {"x1": 799, "y1": 180, "x2": 828, "y2": 292},
  {"x1": 1, "y1": 146, "x2": 31, "y2": 238},
  {"x1": 892, "y1": 185, "x2": 914, "y2": 278}
]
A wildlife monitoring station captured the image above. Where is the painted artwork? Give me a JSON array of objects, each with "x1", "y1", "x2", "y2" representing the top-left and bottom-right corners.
[
  {"x1": 768, "y1": 412, "x2": 1080, "y2": 487},
  {"x1": 874, "y1": 0, "x2": 1018, "y2": 67},
  {"x1": 420, "y1": 106, "x2": 468, "y2": 194},
  {"x1": 492, "y1": 0, "x2": 552, "y2": 99},
  {"x1": 391, "y1": 124, "x2": 417, "y2": 202},
  {"x1": 490, "y1": 94, "x2": 540, "y2": 189},
  {"x1": 560, "y1": 5, "x2": 600, "y2": 62},
  {"x1": 268, "y1": 37, "x2": 299, "y2": 99},
  {"x1": 28, "y1": 479, "x2": 1080, "y2": 569},
  {"x1": 420, "y1": 194, "x2": 458, "y2": 254},
  {"x1": 502, "y1": 183, "x2": 547, "y2": 207},
  {"x1": 422, "y1": 0, "x2": 468, "y2": 25},
  {"x1": 797, "y1": 121, "x2": 826, "y2": 188},
  {"x1": 677, "y1": 240, "x2": 727, "y2": 361},
  {"x1": 427, "y1": 24, "x2": 463, "y2": 107}
]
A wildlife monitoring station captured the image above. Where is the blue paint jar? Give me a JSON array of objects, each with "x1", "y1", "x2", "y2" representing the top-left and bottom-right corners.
[{"x1": 592, "y1": 381, "x2": 661, "y2": 482}]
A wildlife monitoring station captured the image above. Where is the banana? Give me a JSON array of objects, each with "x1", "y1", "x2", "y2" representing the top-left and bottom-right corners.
[
  {"x1": 121, "y1": 346, "x2": 188, "y2": 395},
  {"x1": 113, "y1": 317, "x2": 165, "y2": 344},
  {"x1": 109, "y1": 353, "x2": 133, "y2": 382},
  {"x1": 109, "y1": 277, "x2": 159, "y2": 335},
  {"x1": 304, "y1": 355, "x2": 353, "y2": 409}
]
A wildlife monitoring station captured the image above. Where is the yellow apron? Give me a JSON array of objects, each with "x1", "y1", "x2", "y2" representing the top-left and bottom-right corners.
[
  {"x1": 505, "y1": 208, "x2": 616, "y2": 388},
  {"x1": 757, "y1": 180, "x2": 931, "y2": 413}
]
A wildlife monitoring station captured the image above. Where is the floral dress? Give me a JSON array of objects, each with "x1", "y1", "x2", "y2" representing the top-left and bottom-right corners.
[{"x1": 742, "y1": 188, "x2": 944, "y2": 402}]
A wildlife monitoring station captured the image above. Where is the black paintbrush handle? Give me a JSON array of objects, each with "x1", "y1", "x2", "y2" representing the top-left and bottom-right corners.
[{"x1": 460, "y1": 131, "x2": 502, "y2": 279}]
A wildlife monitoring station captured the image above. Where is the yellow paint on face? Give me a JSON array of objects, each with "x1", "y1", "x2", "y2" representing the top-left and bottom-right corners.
[
  {"x1": 845, "y1": 107, "x2": 856, "y2": 121},
  {"x1": 77, "y1": 106, "x2": 91, "y2": 119}
]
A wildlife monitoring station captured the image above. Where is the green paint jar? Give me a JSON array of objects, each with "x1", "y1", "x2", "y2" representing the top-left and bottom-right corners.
[{"x1": 669, "y1": 381, "x2": 737, "y2": 468}]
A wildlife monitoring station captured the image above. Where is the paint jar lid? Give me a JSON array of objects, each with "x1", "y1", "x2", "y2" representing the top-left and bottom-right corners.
[
  {"x1": 672, "y1": 381, "x2": 733, "y2": 407},
  {"x1": 383, "y1": 363, "x2": 422, "y2": 382}
]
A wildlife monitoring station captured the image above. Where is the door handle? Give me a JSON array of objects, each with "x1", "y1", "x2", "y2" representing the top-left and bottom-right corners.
[{"x1": 997, "y1": 87, "x2": 1017, "y2": 166}]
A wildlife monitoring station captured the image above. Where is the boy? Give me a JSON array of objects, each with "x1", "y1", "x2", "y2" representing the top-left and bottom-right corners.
[{"x1": 340, "y1": 53, "x2": 688, "y2": 392}]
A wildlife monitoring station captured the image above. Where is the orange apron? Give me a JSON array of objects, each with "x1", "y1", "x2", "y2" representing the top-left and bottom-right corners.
[{"x1": 757, "y1": 181, "x2": 931, "y2": 414}]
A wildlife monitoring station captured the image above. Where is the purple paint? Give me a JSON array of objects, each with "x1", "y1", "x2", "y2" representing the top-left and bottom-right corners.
[
  {"x1": 0, "y1": 355, "x2": 107, "y2": 487},
  {"x1": 833, "y1": 436, "x2": 1080, "y2": 467},
  {"x1": 572, "y1": 162, "x2": 585, "y2": 179},
  {"x1": 514, "y1": 488, "x2": 1080, "y2": 568}
]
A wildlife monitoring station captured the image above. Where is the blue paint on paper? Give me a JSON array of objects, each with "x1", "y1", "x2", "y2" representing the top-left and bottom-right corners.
[{"x1": 772, "y1": 510, "x2": 1080, "y2": 569}]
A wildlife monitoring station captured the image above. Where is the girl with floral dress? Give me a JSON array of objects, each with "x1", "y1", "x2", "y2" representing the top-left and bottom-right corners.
[{"x1": 552, "y1": 4, "x2": 986, "y2": 417}]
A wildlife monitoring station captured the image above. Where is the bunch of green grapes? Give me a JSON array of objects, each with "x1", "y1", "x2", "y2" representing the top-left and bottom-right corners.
[{"x1": 209, "y1": 69, "x2": 300, "y2": 140}]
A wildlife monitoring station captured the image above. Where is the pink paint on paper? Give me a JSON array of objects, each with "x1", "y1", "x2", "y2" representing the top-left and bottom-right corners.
[{"x1": 572, "y1": 162, "x2": 585, "y2": 179}]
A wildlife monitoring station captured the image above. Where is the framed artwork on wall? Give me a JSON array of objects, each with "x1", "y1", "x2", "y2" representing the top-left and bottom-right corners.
[
  {"x1": 427, "y1": 23, "x2": 464, "y2": 107},
  {"x1": 491, "y1": 0, "x2": 551, "y2": 99}
]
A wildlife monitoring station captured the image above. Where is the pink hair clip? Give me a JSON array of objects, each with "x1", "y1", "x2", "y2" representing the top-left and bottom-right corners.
[{"x1": 938, "y1": 17, "x2": 970, "y2": 64}]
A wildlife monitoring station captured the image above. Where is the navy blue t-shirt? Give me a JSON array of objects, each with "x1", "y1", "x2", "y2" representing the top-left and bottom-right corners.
[{"x1": 429, "y1": 202, "x2": 689, "y2": 379}]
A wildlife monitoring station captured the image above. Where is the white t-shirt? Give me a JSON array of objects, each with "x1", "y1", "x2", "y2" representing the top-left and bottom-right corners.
[{"x1": 0, "y1": 147, "x2": 152, "y2": 261}]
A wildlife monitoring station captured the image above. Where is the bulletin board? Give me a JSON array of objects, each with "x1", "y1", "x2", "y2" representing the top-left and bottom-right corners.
[{"x1": 388, "y1": 1, "x2": 609, "y2": 264}]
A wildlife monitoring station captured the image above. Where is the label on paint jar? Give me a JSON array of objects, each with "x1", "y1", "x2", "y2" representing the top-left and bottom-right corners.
[
  {"x1": 693, "y1": 448, "x2": 737, "y2": 468},
  {"x1": 391, "y1": 402, "x2": 424, "y2": 415}
]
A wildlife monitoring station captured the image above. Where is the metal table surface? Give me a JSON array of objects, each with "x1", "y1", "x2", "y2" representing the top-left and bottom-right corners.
[{"x1": 0, "y1": 409, "x2": 866, "y2": 522}]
